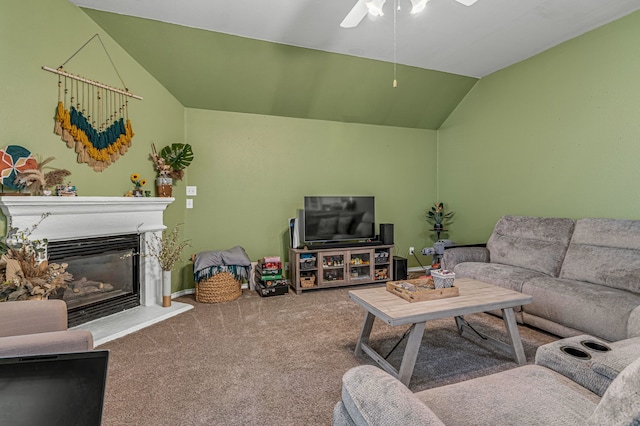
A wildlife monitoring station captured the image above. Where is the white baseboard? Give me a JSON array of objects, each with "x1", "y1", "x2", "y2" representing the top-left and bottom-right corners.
[{"x1": 172, "y1": 288, "x2": 195, "y2": 298}]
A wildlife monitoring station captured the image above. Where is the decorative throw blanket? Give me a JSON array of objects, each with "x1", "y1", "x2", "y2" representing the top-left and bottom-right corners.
[{"x1": 193, "y1": 246, "x2": 251, "y2": 283}]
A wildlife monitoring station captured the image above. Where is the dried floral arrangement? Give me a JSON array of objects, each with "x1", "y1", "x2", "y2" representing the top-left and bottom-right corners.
[
  {"x1": 145, "y1": 223, "x2": 191, "y2": 272},
  {"x1": 149, "y1": 143, "x2": 194, "y2": 182},
  {"x1": 15, "y1": 156, "x2": 72, "y2": 195},
  {"x1": 0, "y1": 214, "x2": 73, "y2": 301}
]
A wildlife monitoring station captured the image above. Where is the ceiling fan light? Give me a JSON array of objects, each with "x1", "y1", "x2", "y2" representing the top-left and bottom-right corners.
[
  {"x1": 410, "y1": 0, "x2": 429, "y2": 15},
  {"x1": 365, "y1": 0, "x2": 386, "y2": 16},
  {"x1": 455, "y1": 0, "x2": 479, "y2": 6}
]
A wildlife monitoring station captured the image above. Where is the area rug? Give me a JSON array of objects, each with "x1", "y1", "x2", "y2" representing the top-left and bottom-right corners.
[{"x1": 98, "y1": 286, "x2": 556, "y2": 425}]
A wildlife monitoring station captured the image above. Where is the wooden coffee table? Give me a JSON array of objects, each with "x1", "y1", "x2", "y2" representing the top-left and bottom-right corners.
[{"x1": 349, "y1": 277, "x2": 533, "y2": 386}]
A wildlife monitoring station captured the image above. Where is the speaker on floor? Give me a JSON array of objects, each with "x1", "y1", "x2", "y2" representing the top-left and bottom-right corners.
[
  {"x1": 380, "y1": 223, "x2": 394, "y2": 245},
  {"x1": 393, "y1": 256, "x2": 407, "y2": 280}
]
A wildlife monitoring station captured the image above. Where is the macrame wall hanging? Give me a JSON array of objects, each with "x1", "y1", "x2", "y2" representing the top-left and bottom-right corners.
[{"x1": 42, "y1": 34, "x2": 143, "y2": 172}]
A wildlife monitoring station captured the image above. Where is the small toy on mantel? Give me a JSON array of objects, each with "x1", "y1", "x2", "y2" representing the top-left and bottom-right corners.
[{"x1": 56, "y1": 182, "x2": 77, "y2": 196}]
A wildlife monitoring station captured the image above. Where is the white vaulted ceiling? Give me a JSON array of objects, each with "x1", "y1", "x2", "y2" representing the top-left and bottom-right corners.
[{"x1": 70, "y1": 0, "x2": 640, "y2": 78}]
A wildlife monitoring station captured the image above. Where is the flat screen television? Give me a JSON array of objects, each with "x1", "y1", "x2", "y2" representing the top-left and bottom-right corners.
[
  {"x1": 0, "y1": 350, "x2": 109, "y2": 426},
  {"x1": 302, "y1": 196, "x2": 375, "y2": 244}
]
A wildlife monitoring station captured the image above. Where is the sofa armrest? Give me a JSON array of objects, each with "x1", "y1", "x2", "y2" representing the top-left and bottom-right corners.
[
  {"x1": 0, "y1": 300, "x2": 68, "y2": 338},
  {"x1": 0, "y1": 329, "x2": 94, "y2": 357},
  {"x1": 338, "y1": 365, "x2": 445, "y2": 426},
  {"x1": 442, "y1": 246, "x2": 490, "y2": 271}
]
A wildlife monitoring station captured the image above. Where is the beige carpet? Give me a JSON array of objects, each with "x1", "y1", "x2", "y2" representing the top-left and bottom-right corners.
[{"x1": 99, "y1": 285, "x2": 556, "y2": 425}]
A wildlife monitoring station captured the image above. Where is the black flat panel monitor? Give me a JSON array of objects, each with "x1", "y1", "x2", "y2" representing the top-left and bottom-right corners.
[
  {"x1": 303, "y1": 196, "x2": 375, "y2": 243},
  {"x1": 0, "y1": 350, "x2": 109, "y2": 426}
]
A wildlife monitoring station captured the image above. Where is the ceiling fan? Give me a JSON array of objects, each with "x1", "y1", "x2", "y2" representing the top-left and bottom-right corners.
[{"x1": 340, "y1": 0, "x2": 479, "y2": 28}]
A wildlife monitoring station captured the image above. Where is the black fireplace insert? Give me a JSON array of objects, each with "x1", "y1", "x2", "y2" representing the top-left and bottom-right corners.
[{"x1": 47, "y1": 234, "x2": 140, "y2": 327}]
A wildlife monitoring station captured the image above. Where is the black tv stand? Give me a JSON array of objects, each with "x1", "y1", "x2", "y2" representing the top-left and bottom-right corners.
[{"x1": 302, "y1": 241, "x2": 383, "y2": 250}]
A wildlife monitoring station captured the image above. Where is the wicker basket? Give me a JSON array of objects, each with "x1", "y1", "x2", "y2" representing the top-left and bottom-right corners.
[
  {"x1": 300, "y1": 275, "x2": 316, "y2": 288},
  {"x1": 431, "y1": 270, "x2": 455, "y2": 289},
  {"x1": 195, "y1": 271, "x2": 242, "y2": 303}
]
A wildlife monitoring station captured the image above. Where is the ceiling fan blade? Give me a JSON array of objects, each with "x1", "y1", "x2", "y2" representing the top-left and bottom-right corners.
[
  {"x1": 454, "y1": 0, "x2": 479, "y2": 5},
  {"x1": 340, "y1": 0, "x2": 369, "y2": 28},
  {"x1": 409, "y1": 0, "x2": 429, "y2": 15}
]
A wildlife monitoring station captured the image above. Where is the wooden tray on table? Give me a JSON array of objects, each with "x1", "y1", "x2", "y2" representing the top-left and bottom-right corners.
[{"x1": 386, "y1": 278, "x2": 458, "y2": 303}]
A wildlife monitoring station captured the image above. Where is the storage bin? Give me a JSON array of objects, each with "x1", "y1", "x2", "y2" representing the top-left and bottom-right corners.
[{"x1": 195, "y1": 271, "x2": 242, "y2": 303}]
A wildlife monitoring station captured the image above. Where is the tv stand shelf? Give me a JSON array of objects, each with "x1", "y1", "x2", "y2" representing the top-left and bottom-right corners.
[{"x1": 289, "y1": 245, "x2": 393, "y2": 295}]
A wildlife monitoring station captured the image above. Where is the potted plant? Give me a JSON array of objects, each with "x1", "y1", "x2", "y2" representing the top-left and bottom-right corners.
[
  {"x1": 150, "y1": 143, "x2": 194, "y2": 197},
  {"x1": 426, "y1": 202, "x2": 454, "y2": 231},
  {"x1": 129, "y1": 173, "x2": 147, "y2": 197},
  {"x1": 145, "y1": 224, "x2": 191, "y2": 307}
]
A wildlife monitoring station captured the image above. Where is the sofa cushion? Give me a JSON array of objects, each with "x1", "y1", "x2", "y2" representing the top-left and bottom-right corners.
[
  {"x1": 522, "y1": 276, "x2": 640, "y2": 341},
  {"x1": 454, "y1": 262, "x2": 548, "y2": 294},
  {"x1": 487, "y1": 216, "x2": 575, "y2": 277},
  {"x1": 587, "y1": 354, "x2": 640, "y2": 426},
  {"x1": 416, "y1": 365, "x2": 599, "y2": 425},
  {"x1": 560, "y1": 218, "x2": 640, "y2": 294}
]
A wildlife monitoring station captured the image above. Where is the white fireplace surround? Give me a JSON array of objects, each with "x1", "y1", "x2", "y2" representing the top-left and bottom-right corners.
[{"x1": 0, "y1": 196, "x2": 193, "y2": 345}]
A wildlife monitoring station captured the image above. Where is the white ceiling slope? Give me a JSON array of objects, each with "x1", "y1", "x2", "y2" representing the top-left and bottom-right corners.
[{"x1": 69, "y1": 0, "x2": 640, "y2": 78}]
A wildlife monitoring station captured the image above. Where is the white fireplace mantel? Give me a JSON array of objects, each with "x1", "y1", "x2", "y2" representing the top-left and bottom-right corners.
[
  {"x1": 0, "y1": 196, "x2": 193, "y2": 345},
  {"x1": 0, "y1": 196, "x2": 174, "y2": 241}
]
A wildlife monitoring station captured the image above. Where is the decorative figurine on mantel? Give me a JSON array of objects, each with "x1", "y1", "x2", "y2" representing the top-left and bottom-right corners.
[{"x1": 56, "y1": 182, "x2": 77, "y2": 196}]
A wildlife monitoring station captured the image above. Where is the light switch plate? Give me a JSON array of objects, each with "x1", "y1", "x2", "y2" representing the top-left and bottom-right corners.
[
  {"x1": 186, "y1": 186, "x2": 197, "y2": 196},
  {"x1": 186, "y1": 199, "x2": 193, "y2": 209}
]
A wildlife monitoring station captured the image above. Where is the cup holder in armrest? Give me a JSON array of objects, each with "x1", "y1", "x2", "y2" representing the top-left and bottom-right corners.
[
  {"x1": 560, "y1": 346, "x2": 591, "y2": 360},
  {"x1": 580, "y1": 340, "x2": 611, "y2": 352}
]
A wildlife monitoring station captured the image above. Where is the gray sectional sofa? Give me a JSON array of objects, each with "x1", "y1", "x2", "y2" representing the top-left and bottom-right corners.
[{"x1": 442, "y1": 215, "x2": 640, "y2": 342}]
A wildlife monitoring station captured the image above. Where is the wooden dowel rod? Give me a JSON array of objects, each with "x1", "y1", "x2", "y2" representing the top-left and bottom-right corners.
[{"x1": 41, "y1": 66, "x2": 143, "y2": 100}]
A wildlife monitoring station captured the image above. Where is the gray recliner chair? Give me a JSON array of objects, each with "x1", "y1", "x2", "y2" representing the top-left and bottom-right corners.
[
  {"x1": 334, "y1": 336, "x2": 640, "y2": 425},
  {"x1": 0, "y1": 299, "x2": 94, "y2": 356}
]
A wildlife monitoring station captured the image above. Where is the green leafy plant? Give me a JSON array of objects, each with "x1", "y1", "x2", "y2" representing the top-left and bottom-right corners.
[
  {"x1": 150, "y1": 143, "x2": 194, "y2": 182},
  {"x1": 160, "y1": 143, "x2": 193, "y2": 172},
  {"x1": 426, "y1": 202, "x2": 454, "y2": 228}
]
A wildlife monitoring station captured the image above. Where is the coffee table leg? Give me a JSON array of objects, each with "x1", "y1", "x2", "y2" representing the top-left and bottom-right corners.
[
  {"x1": 502, "y1": 307, "x2": 526, "y2": 365},
  {"x1": 354, "y1": 311, "x2": 376, "y2": 356},
  {"x1": 454, "y1": 315, "x2": 465, "y2": 334},
  {"x1": 397, "y1": 321, "x2": 427, "y2": 386}
]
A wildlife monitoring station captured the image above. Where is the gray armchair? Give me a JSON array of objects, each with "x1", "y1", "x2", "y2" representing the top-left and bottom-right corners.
[
  {"x1": 0, "y1": 300, "x2": 94, "y2": 356},
  {"x1": 334, "y1": 337, "x2": 640, "y2": 425}
]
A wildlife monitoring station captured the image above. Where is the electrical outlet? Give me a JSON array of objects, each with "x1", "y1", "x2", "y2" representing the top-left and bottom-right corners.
[
  {"x1": 284, "y1": 262, "x2": 289, "y2": 271},
  {"x1": 186, "y1": 186, "x2": 197, "y2": 196},
  {"x1": 409, "y1": 246, "x2": 415, "y2": 255},
  {"x1": 186, "y1": 199, "x2": 193, "y2": 209}
]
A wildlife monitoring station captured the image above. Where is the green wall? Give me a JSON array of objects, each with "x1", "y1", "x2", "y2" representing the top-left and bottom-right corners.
[
  {"x1": 7, "y1": 1, "x2": 640, "y2": 290},
  {"x1": 0, "y1": 0, "x2": 186, "y2": 288},
  {"x1": 1, "y1": 0, "x2": 438, "y2": 292},
  {"x1": 182, "y1": 108, "x2": 437, "y2": 287},
  {"x1": 437, "y1": 10, "x2": 640, "y2": 244}
]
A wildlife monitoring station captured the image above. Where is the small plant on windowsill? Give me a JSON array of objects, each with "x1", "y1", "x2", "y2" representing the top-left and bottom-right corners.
[
  {"x1": 426, "y1": 202, "x2": 455, "y2": 231},
  {"x1": 0, "y1": 213, "x2": 74, "y2": 301}
]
